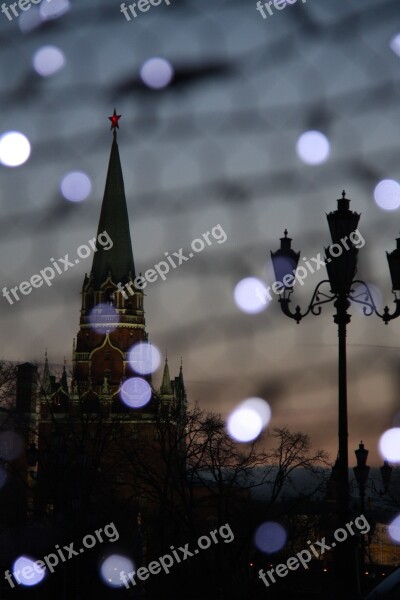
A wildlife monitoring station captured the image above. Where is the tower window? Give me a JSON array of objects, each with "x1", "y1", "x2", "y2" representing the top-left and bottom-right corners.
[
  {"x1": 105, "y1": 370, "x2": 111, "y2": 382},
  {"x1": 105, "y1": 351, "x2": 110, "y2": 361}
]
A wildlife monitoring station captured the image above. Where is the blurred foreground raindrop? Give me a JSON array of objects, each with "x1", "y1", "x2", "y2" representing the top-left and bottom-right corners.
[{"x1": 254, "y1": 522, "x2": 287, "y2": 554}]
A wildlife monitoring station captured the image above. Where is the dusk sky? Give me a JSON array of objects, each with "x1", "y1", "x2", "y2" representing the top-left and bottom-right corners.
[{"x1": 1, "y1": 0, "x2": 400, "y2": 465}]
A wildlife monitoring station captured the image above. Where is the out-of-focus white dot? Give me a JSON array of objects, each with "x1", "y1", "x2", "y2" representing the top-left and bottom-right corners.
[
  {"x1": 33, "y1": 46, "x2": 65, "y2": 77},
  {"x1": 254, "y1": 522, "x2": 287, "y2": 554},
  {"x1": 0, "y1": 132, "x2": 31, "y2": 167},
  {"x1": 40, "y1": 0, "x2": 70, "y2": 20},
  {"x1": 378, "y1": 428, "x2": 400, "y2": 463},
  {"x1": 0, "y1": 431, "x2": 24, "y2": 461},
  {"x1": 61, "y1": 171, "x2": 92, "y2": 202},
  {"x1": 390, "y1": 34, "x2": 400, "y2": 58},
  {"x1": 88, "y1": 304, "x2": 119, "y2": 334},
  {"x1": 351, "y1": 283, "x2": 382, "y2": 316},
  {"x1": 100, "y1": 555, "x2": 134, "y2": 588},
  {"x1": 19, "y1": 8, "x2": 42, "y2": 33},
  {"x1": 388, "y1": 515, "x2": 400, "y2": 544},
  {"x1": 120, "y1": 377, "x2": 152, "y2": 408},
  {"x1": 241, "y1": 398, "x2": 271, "y2": 428},
  {"x1": 296, "y1": 131, "x2": 330, "y2": 165},
  {"x1": 140, "y1": 58, "x2": 174, "y2": 89},
  {"x1": 374, "y1": 180, "x2": 400, "y2": 211},
  {"x1": 234, "y1": 277, "x2": 269, "y2": 314},
  {"x1": 127, "y1": 342, "x2": 161, "y2": 375},
  {"x1": 13, "y1": 556, "x2": 45, "y2": 587},
  {"x1": 227, "y1": 406, "x2": 263, "y2": 443}
]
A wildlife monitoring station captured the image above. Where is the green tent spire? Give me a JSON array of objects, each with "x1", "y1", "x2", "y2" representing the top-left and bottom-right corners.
[{"x1": 90, "y1": 117, "x2": 135, "y2": 287}]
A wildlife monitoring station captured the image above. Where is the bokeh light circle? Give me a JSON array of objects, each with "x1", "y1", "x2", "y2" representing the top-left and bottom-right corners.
[
  {"x1": 140, "y1": 57, "x2": 174, "y2": 89},
  {"x1": 388, "y1": 515, "x2": 400, "y2": 543},
  {"x1": 40, "y1": 0, "x2": 70, "y2": 20},
  {"x1": 19, "y1": 8, "x2": 42, "y2": 33},
  {"x1": 234, "y1": 277, "x2": 269, "y2": 314},
  {"x1": 127, "y1": 342, "x2": 161, "y2": 375},
  {"x1": 61, "y1": 171, "x2": 92, "y2": 202},
  {"x1": 0, "y1": 431, "x2": 24, "y2": 461},
  {"x1": 33, "y1": 45, "x2": 65, "y2": 77},
  {"x1": 0, "y1": 132, "x2": 31, "y2": 167},
  {"x1": 373, "y1": 180, "x2": 400, "y2": 211},
  {"x1": 88, "y1": 304, "x2": 120, "y2": 334},
  {"x1": 100, "y1": 555, "x2": 135, "y2": 588},
  {"x1": 254, "y1": 522, "x2": 287, "y2": 554},
  {"x1": 351, "y1": 283, "x2": 382, "y2": 316},
  {"x1": 227, "y1": 406, "x2": 263, "y2": 443},
  {"x1": 378, "y1": 428, "x2": 400, "y2": 463},
  {"x1": 241, "y1": 398, "x2": 271, "y2": 427},
  {"x1": 120, "y1": 377, "x2": 152, "y2": 408},
  {"x1": 296, "y1": 131, "x2": 330, "y2": 165},
  {"x1": 13, "y1": 556, "x2": 45, "y2": 586},
  {"x1": 390, "y1": 34, "x2": 400, "y2": 58}
]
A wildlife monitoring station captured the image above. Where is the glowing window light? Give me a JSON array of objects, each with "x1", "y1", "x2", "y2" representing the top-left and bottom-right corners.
[
  {"x1": 12, "y1": 556, "x2": 45, "y2": 587},
  {"x1": 388, "y1": 515, "x2": 400, "y2": 544},
  {"x1": 33, "y1": 46, "x2": 65, "y2": 77},
  {"x1": 61, "y1": 171, "x2": 92, "y2": 202},
  {"x1": 0, "y1": 431, "x2": 24, "y2": 461},
  {"x1": 227, "y1": 405, "x2": 263, "y2": 443},
  {"x1": 241, "y1": 397, "x2": 271, "y2": 428},
  {"x1": 140, "y1": 58, "x2": 174, "y2": 89},
  {"x1": 40, "y1": 0, "x2": 70, "y2": 20},
  {"x1": 0, "y1": 131, "x2": 31, "y2": 167},
  {"x1": 254, "y1": 522, "x2": 287, "y2": 554},
  {"x1": 373, "y1": 180, "x2": 400, "y2": 211},
  {"x1": 127, "y1": 342, "x2": 161, "y2": 375},
  {"x1": 234, "y1": 277, "x2": 269, "y2": 314},
  {"x1": 378, "y1": 428, "x2": 400, "y2": 463},
  {"x1": 296, "y1": 131, "x2": 330, "y2": 165},
  {"x1": 100, "y1": 555, "x2": 134, "y2": 588},
  {"x1": 390, "y1": 34, "x2": 400, "y2": 58},
  {"x1": 120, "y1": 377, "x2": 152, "y2": 408}
]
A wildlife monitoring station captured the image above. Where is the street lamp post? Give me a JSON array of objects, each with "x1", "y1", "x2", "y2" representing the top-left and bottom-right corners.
[
  {"x1": 380, "y1": 460, "x2": 393, "y2": 494},
  {"x1": 353, "y1": 441, "x2": 393, "y2": 582},
  {"x1": 353, "y1": 442, "x2": 370, "y2": 576},
  {"x1": 270, "y1": 191, "x2": 400, "y2": 600},
  {"x1": 353, "y1": 441, "x2": 370, "y2": 515},
  {"x1": 26, "y1": 442, "x2": 38, "y2": 479}
]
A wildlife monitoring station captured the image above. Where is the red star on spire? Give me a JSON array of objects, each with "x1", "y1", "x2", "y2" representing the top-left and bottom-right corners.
[{"x1": 108, "y1": 109, "x2": 121, "y2": 132}]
